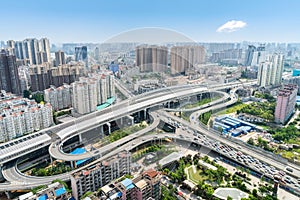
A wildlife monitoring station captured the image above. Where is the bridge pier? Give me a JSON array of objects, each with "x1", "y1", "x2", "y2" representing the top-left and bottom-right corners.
[
  {"x1": 127, "y1": 115, "x2": 134, "y2": 126},
  {"x1": 106, "y1": 122, "x2": 111, "y2": 134},
  {"x1": 99, "y1": 125, "x2": 104, "y2": 134},
  {"x1": 5, "y1": 191, "x2": 13, "y2": 199},
  {"x1": 78, "y1": 133, "x2": 82, "y2": 143},
  {"x1": 70, "y1": 160, "x2": 75, "y2": 169}
]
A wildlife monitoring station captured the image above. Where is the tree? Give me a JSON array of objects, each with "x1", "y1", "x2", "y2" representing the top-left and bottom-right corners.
[
  {"x1": 247, "y1": 137, "x2": 254, "y2": 145},
  {"x1": 23, "y1": 90, "x2": 31, "y2": 98},
  {"x1": 252, "y1": 188, "x2": 258, "y2": 197},
  {"x1": 227, "y1": 196, "x2": 233, "y2": 200}
]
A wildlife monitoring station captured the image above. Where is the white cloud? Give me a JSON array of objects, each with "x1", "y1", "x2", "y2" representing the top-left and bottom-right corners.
[{"x1": 217, "y1": 20, "x2": 247, "y2": 33}]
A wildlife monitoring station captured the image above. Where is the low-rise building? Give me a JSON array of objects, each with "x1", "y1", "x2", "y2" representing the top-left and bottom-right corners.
[{"x1": 18, "y1": 182, "x2": 68, "y2": 200}]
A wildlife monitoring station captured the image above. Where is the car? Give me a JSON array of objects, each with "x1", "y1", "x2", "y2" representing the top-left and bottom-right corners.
[{"x1": 286, "y1": 167, "x2": 293, "y2": 173}]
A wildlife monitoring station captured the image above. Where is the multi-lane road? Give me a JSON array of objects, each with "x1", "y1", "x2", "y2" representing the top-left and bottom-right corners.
[{"x1": 5, "y1": 80, "x2": 290, "y2": 192}]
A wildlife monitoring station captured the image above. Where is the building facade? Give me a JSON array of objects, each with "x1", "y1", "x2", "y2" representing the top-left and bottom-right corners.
[
  {"x1": 44, "y1": 84, "x2": 72, "y2": 111},
  {"x1": 257, "y1": 53, "x2": 284, "y2": 87},
  {"x1": 29, "y1": 63, "x2": 85, "y2": 92},
  {"x1": 71, "y1": 72, "x2": 115, "y2": 114},
  {"x1": 170, "y1": 45, "x2": 205, "y2": 75},
  {"x1": 274, "y1": 84, "x2": 298, "y2": 124},
  {"x1": 99, "y1": 169, "x2": 161, "y2": 200},
  {"x1": 7, "y1": 38, "x2": 51, "y2": 65},
  {"x1": 0, "y1": 91, "x2": 53, "y2": 142},
  {"x1": 136, "y1": 45, "x2": 168, "y2": 73},
  {"x1": 55, "y1": 50, "x2": 66, "y2": 66},
  {"x1": 70, "y1": 151, "x2": 131, "y2": 200},
  {"x1": 75, "y1": 46, "x2": 88, "y2": 68},
  {"x1": 0, "y1": 50, "x2": 21, "y2": 95}
]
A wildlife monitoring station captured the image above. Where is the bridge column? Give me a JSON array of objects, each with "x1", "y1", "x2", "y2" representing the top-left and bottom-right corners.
[
  {"x1": 99, "y1": 125, "x2": 104, "y2": 134},
  {"x1": 70, "y1": 161, "x2": 75, "y2": 169},
  {"x1": 50, "y1": 155, "x2": 53, "y2": 164},
  {"x1": 5, "y1": 191, "x2": 13, "y2": 199},
  {"x1": 106, "y1": 122, "x2": 111, "y2": 134},
  {"x1": 144, "y1": 109, "x2": 147, "y2": 120},
  {"x1": 78, "y1": 133, "x2": 82, "y2": 143},
  {"x1": 127, "y1": 115, "x2": 134, "y2": 126}
]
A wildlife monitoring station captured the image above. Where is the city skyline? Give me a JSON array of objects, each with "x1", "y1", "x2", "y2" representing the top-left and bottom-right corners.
[{"x1": 1, "y1": 0, "x2": 300, "y2": 43}]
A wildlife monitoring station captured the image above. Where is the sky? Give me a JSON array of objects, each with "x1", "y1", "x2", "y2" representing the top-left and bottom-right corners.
[{"x1": 1, "y1": 0, "x2": 300, "y2": 44}]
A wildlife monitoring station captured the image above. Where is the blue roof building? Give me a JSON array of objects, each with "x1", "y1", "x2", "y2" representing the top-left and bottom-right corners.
[{"x1": 121, "y1": 178, "x2": 135, "y2": 190}]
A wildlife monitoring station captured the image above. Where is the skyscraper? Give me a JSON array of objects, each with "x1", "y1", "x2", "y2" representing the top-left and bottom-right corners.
[
  {"x1": 55, "y1": 50, "x2": 66, "y2": 66},
  {"x1": 135, "y1": 45, "x2": 168, "y2": 73},
  {"x1": 75, "y1": 46, "x2": 88, "y2": 68},
  {"x1": 39, "y1": 38, "x2": 51, "y2": 63},
  {"x1": 71, "y1": 72, "x2": 114, "y2": 115},
  {"x1": 94, "y1": 47, "x2": 100, "y2": 61},
  {"x1": 251, "y1": 45, "x2": 266, "y2": 66},
  {"x1": 0, "y1": 50, "x2": 21, "y2": 94},
  {"x1": 6, "y1": 38, "x2": 51, "y2": 65},
  {"x1": 244, "y1": 45, "x2": 256, "y2": 66},
  {"x1": 170, "y1": 45, "x2": 206, "y2": 75},
  {"x1": 257, "y1": 53, "x2": 284, "y2": 87},
  {"x1": 274, "y1": 84, "x2": 298, "y2": 124},
  {"x1": 257, "y1": 62, "x2": 272, "y2": 87},
  {"x1": 270, "y1": 53, "x2": 284, "y2": 86}
]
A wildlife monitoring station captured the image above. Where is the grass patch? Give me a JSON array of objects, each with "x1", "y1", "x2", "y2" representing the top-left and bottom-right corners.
[
  {"x1": 181, "y1": 112, "x2": 190, "y2": 121},
  {"x1": 217, "y1": 102, "x2": 248, "y2": 115},
  {"x1": 276, "y1": 149, "x2": 300, "y2": 161},
  {"x1": 184, "y1": 97, "x2": 220, "y2": 109},
  {"x1": 186, "y1": 166, "x2": 207, "y2": 184}
]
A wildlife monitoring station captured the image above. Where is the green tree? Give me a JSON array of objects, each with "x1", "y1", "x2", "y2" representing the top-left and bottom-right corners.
[
  {"x1": 252, "y1": 189, "x2": 258, "y2": 197},
  {"x1": 247, "y1": 137, "x2": 254, "y2": 145},
  {"x1": 23, "y1": 90, "x2": 31, "y2": 98}
]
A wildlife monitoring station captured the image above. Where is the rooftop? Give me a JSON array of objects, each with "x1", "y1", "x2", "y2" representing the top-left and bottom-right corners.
[
  {"x1": 135, "y1": 179, "x2": 147, "y2": 189},
  {"x1": 121, "y1": 178, "x2": 135, "y2": 190}
]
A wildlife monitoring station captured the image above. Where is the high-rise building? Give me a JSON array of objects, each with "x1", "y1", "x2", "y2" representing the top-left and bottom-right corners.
[
  {"x1": 55, "y1": 50, "x2": 66, "y2": 66},
  {"x1": 71, "y1": 72, "x2": 114, "y2": 114},
  {"x1": 18, "y1": 65, "x2": 30, "y2": 93},
  {"x1": 72, "y1": 79, "x2": 97, "y2": 115},
  {"x1": 136, "y1": 45, "x2": 168, "y2": 73},
  {"x1": 0, "y1": 50, "x2": 21, "y2": 95},
  {"x1": 250, "y1": 45, "x2": 266, "y2": 66},
  {"x1": 94, "y1": 47, "x2": 100, "y2": 61},
  {"x1": 270, "y1": 53, "x2": 284, "y2": 86},
  {"x1": 6, "y1": 38, "x2": 51, "y2": 65},
  {"x1": 75, "y1": 46, "x2": 88, "y2": 68},
  {"x1": 29, "y1": 64, "x2": 51, "y2": 92},
  {"x1": 257, "y1": 62, "x2": 272, "y2": 87},
  {"x1": 170, "y1": 45, "x2": 205, "y2": 75},
  {"x1": 70, "y1": 151, "x2": 131, "y2": 200},
  {"x1": 274, "y1": 84, "x2": 298, "y2": 124},
  {"x1": 6, "y1": 40, "x2": 15, "y2": 49},
  {"x1": 29, "y1": 63, "x2": 85, "y2": 92},
  {"x1": 244, "y1": 45, "x2": 256, "y2": 66},
  {"x1": 44, "y1": 84, "x2": 72, "y2": 111},
  {"x1": 257, "y1": 53, "x2": 284, "y2": 87},
  {"x1": 0, "y1": 91, "x2": 53, "y2": 142},
  {"x1": 39, "y1": 38, "x2": 51, "y2": 63},
  {"x1": 29, "y1": 38, "x2": 39, "y2": 65}
]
